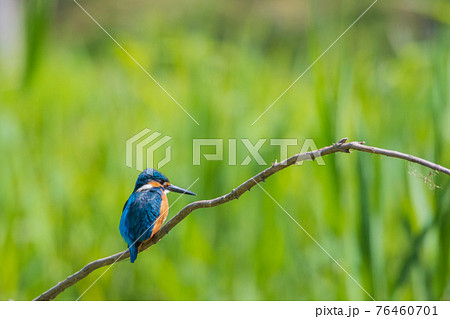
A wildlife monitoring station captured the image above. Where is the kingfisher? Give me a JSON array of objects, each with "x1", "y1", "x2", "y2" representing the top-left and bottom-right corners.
[{"x1": 120, "y1": 168, "x2": 196, "y2": 263}]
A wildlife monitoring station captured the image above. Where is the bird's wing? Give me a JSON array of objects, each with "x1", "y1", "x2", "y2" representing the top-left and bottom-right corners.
[{"x1": 121, "y1": 189, "x2": 163, "y2": 244}]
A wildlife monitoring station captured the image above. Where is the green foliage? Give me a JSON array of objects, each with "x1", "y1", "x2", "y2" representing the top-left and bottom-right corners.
[{"x1": 0, "y1": 0, "x2": 449, "y2": 300}]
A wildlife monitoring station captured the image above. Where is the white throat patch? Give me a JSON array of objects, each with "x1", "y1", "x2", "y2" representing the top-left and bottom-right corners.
[{"x1": 136, "y1": 184, "x2": 154, "y2": 192}]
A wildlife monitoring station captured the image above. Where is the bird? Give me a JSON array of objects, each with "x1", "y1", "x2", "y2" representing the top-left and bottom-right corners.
[{"x1": 119, "y1": 168, "x2": 196, "y2": 263}]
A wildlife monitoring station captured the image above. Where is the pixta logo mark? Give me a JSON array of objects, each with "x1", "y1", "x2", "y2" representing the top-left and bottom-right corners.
[{"x1": 126, "y1": 129, "x2": 172, "y2": 171}]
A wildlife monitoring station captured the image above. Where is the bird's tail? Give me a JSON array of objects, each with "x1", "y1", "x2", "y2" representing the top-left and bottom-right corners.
[{"x1": 129, "y1": 244, "x2": 138, "y2": 263}]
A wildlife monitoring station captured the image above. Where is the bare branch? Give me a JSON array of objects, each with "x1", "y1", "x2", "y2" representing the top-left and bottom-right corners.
[{"x1": 33, "y1": 138, "x2": 450, "y2": 300}]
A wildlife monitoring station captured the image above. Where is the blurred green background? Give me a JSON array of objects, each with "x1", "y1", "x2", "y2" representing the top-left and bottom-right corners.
[{"x1": 0, "y1": 0, "x2": 449, "y2": 300}]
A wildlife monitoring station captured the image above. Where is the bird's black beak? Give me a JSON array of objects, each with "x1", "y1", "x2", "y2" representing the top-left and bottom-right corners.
[{"x1": 166, "y1": 184, "x2": 196, "y2": 196}]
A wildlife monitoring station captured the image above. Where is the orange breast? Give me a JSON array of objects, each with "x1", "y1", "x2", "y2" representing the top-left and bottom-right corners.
[{"x1": 151, "y1": 193, "x2": 169, "y2": 237}]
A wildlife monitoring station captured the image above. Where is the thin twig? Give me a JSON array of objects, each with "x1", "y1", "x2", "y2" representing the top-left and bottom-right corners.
[{"x1": 33, "y1": 138, "x2": 450, "y2": 300}]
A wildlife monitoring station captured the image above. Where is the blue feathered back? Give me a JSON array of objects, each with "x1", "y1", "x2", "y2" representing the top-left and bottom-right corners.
[{"x1": 119, "y1": 187, "x2": 164, "y2": 263}]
